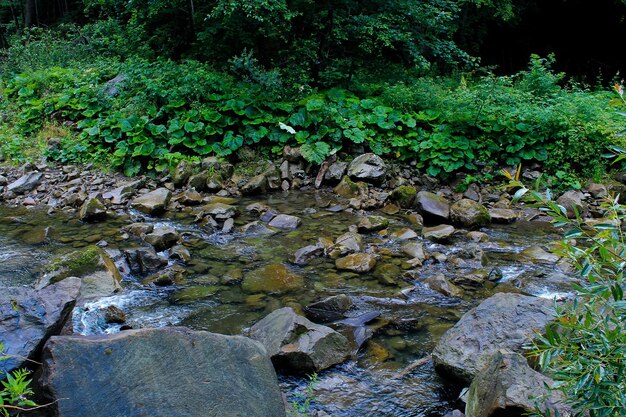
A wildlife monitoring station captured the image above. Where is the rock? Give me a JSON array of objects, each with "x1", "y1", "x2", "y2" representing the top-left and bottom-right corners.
[
  {"x1": 41, "y1": 327, "x2": 285, "y2": 417},
  {"x1": 422, "y1": 224, "x2": 455, "y2": 241},
  {"x1": 240, "y1": 221, "x2": 278, "y2": 236},
  {"x1": 509, "y1": 270, "x2": 578, "y2": 296},
  {"x1": 304, "y1": 295, "x2": 354, "y2": 323},
  {"x1": 144, "y1": 226, "x2": 180, "y2": 252},
  {"x1": 415, "y1": 191, "x2": 450, "y2": 222},
  {"x1": 488, "y1": 208, "x2": 519, "y2": 223},
  {"x1": 283, "y1": 145, "x2": 302, "y2": 162},
  {"x1": 102, "y1": 73, "x2": 127, "y2": 97},
  {"x1": 587, "y1": 182, "x2": 608, "y2": 199},
  {"x1": 187, "y1": 172, "x2": 208, "y2": 191},
  {"x1": 249, "y1": 307, "x2": 351, "y2": 373},
  {"x1": 450, "y1": 199, "x2": 490, "y2": 228},
  {"x1": 268, "y1": 214, "x2": 302, "y2": 230},
  {"x1": 79, "y1": 197, "x2": 106, "y2": 222},
  {"x1": 423, "y1": 274, "x2": 464, "y2": 298},
  {"x1": 465, "y1": 351, "x2": 570, "y2": 417},
  {"x1": 103, "y1": 305, "x2": 127, "y2": 324},
  {"x1": 347, "y1": 153, "x2": 386, "y2": 182},
  {"x1": 373, "y1": 263, "x2": 401, "y2": 285},
  {"x1": 556, "y1": 190, "x2": 586, "y2": 218},
  {"x1": 124, "y1": 222, "x2": 154, "y2": 238},
  {"x1": 177, "y1": 190, "x2": 203, "y2": 205},
  {"x1": 357, "y1": 216, "x2": 389, "y2": 233},
  {"x1": 131, "y1": 188, "x2": 171, "y2": 215},
  {"x1": 6, "y1": 171, "x2": 43, "y2": 194},
  {"x1": 202, "y1": 202, "x2": 238, "y2": 220},
  {"x1": 391, "y1": 185, "x2": 417, "y2": 208},
  {"x1": 201, "y1": 156, "x2": 221, "y2": 171},
  {"x1": 325, "y1": 161, "x2": 348, "y2": 183},
  {"x1": 467, "y1": 231, "x2": 489, "y2": 242},
  {"x1": 37, "y1": 246, "x2": 122, "y2": 302},
  {"x1": 335, "y1": 232, "x2": 363, "y2": 252},
  {"x1": 102, "y1": 181, "x2": 140, "y2": 204},
  {"x1": 518, "y1": 246, "x2": 559, "y2": 264},
  {"x1": 443, "y1": 411, "x2": 465, "y2": 417},
  {"x1": 291, "y1": 244, "x2": 324, "y2": 266},
  {"x1": 390, "y1": 228, "x2": 419, "y2": 241},
  {"x1": 432, "y1": 293, "x2": 556, "y2": 383},
  {"x1": 241, "y1": 174, "x2": 268, "y2": 195},
  {"x1": 335, "y1": 253, "x2": 376, "y2": 273},
  {"x1": 124, "y1": 247, "x2": 168, "y2": 274},
  {"x1": 401, "y1": 242, "x2": 426, "y2": 261},
  {"x1": 242, "y1": 264, "x2": 304, "y2": 294},
  {"x1": 172, "y1": 160, "x2": 192, "y2": 187},
  {"x1": 0, "y1": 278, "x2": 81, "y2": 374},
  {"x1": 451, "y1": 269, "x2": 488, "y2": 288},
  {"x1": 333, "y1": 176, "x2": 368, "y2": 198}
]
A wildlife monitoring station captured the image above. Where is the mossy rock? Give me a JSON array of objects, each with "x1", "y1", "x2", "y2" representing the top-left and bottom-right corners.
[
  {"x1": 241, "y1": 264, "x2": 304, "y2": 294},
  {"x1": 391, "y1": 185, "x2": 417, "y2": 209}
]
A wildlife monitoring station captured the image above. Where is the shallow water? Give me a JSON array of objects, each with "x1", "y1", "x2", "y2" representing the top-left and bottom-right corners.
[{"x1": 0, "y1": 190, "x2": 564, "y2": 416}]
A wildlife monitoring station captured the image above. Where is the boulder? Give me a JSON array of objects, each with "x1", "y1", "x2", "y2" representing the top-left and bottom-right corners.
[
  {"x1": 335, "y1": 232, "x2": 363, "y2": 252},
  {"x1": 172, "y1": 160, "x2": 192, "y2": 187},
  {"x1": 124, "y1": 247, "x2": 168, "y2": 274},
  {"x1": 450, "y1": 199, "x2": 490, "y2": 228},
  {"x1": 335, "y1": 253, "x2": 376, "y2": 273},
  {"x1": 249, "y1": 307, "x2": 351, "y2": 373},
  {"x1": 144, "y1": 226, "x2": 180, "y2": 252},
  {"x1": 177, "y1": 190, "x2": 203, "y2": 205},
  {"x1": 390, "y1": 185, "x2": 417, "y2": 208},
  {"x1": 422, "y1": 224, "x2": 455, "y2": 241},
  {"x1": 357, "y1": 216, "x2": 389, "y2": 233},
  {"x1": 7, "y1": 172, "x2": 43, "y2": 194},
  {"x1": 242, "y1": 264, "x2": 304, "y2": 294},
  {"x1": 291, "y1": 244, "x2": 324, "y2": 266},
  {"x1": 556, "y1": 190, "x2": 586, "y2": 219},
  {"x1": 465, "y1": 351, "x2": 570, "y2": 417},
  {"x1": 423, "y1": 274, "x2": 464, "y2": 298},
  {"x1": 268, "y1": 214, "x2": 302, "y2": 230},
  {"x1": 241, "y1": 174, "x2": 268, "y2": 195},
  {"x1": 304, "y1": 294, "x2": 354, "y2": 323},
  {"x1": 187, "y1": 172, "x2": 208, "y2": 191},
  {"x1": 509, "y1": 270, "x2": 579, "y2": 296},
  {"x1": 325, "y1": 161, "x2": 348, "y2": 183},
  {"x1": 131, "y1": 188, "x2": 171, "y2": 215},
  {"x1": 40, "y1": 327, "x2": 285, "y2": 417},
  {"x1": 488, "y1": 208, "x2": 519, "y2": 223},
  {"x1": 390, "y1": 228, "x2": 419, "y2": 241},
  {"x1": 432, "y1": 293, "x2": 555, "y2": 383},
  {"x1": 102, "y1": 181, "x2": 140, "y2": 204},
  {"x1": 347, "y1": 153, "x2": 386, "y2": 182},
  {"x1": 518, "y1": 246, "x2": 559, "y2": 264},
  {"x1": 0, "y1": 278, "x2": 81, "y2": 374},
  {"x1": 37, "y1": 246, "x2": 122, "y2": 302},
  {"x1": 401, "y1": 242, "x2": 426, "y2": 261},
  {"x1": 415, "y1": 191, "x2": 450, "y2": 222},
  {"x1": 333, "y1": 176, "x2": 368, "y2": 198},
  {"x1": 79, "y1": 197, "x2": 107, "y2": 222},
  {"x1": 202, "y1": 202, "x2": 238, "y2": 221},
  {"x1": 240, "y1": 221, "x2": 278, "y2": 236}
]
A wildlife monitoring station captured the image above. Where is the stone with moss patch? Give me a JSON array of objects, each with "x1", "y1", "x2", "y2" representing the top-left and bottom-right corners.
[{"x1": 391, "y1": 185, "x2": 417, "y2": 208}]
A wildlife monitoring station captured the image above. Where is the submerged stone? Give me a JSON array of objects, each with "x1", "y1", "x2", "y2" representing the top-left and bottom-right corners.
[{"x1": 242, "y1": 264, "x2": 304, "y2": 294}]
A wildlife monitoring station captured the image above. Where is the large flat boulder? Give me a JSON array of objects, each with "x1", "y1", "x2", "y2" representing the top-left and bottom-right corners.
[
  {"x1": 415, "y1": 191, "x2": 450, "y2": 222},
  {"x1": 40, "y1": 327, "x2": 285, "y2": 417},
  {"x1": 7, "y1": 172, "x2": 43, "y2": 194},
  {"x1": 347, "y1": 153, "x2": 386, "y2": 182},
  {"x1": 131, "y1": 188, "x2": 171, "y2": 215},
  {"x1": 0, "y1": 278, "x2": 81, "y2": 374},
  {"x1": 432, "y1": 293, "x2": 555, "y2": 383}
]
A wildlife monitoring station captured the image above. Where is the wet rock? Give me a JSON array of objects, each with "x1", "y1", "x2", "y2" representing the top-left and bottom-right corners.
[
  {"x1": 131, "y1": 188, "x2": 171, "y2": 215},
  {"x1": 325, "y1": 161, "x2": 348, "y2": 183},
  {"x1": 518, "y1": 246, "x2": 559, "y2": 264},
  {"x1": 357, "y1": 215, "x2": 389, "y2": 233},
  {"x1": 222, "y1": 218, "x2": 235, "y2": 233},
  {"x1": 335, "y1": 232, "x2": 363, "y2": 252},
  {"x1": 103, "y1": 305, "x2": 127, "y2": 324},
  {"x1": 467, "y1": 231, "x2": 489, "y2": 242},
  {"x1": 488, "y1": 208, "x2": 519, "y2": 223},
  {"x1": 79, "y1": 197, "x2": 107, "y2": 222},
  {"x1": 333, "y1": 176, "x2": 368, "y2": 198},
  {"x1": 291, "y1": 244, "x2": 324, "y2": 266},
  {"x1": 242, "y1": 264, "x2": 304, "y2": 294},
  {"x1": 124, "y1": 222, "x2": 154, "y2": 238},
  {"x1": 41, "y1": 327, "x2": 285, "y2": 417},
  {"x1": 335, "y1": 253, "x2": 376, "y2": 273},
  {"x1": 0, "y1": 277, "x2": 81, "y2": 374},
  {"x1": 556, "y1": 190, "x2": 586, "y2": 219},
  {"x1": 466, "y1": 351, "x2": 570, "y2": 417},
  {"x1": 187, "y1": 172, "x2": 208, "y2": 191},
  {"x1": 37, "y1": 246, "x2": 122, "y2": 303},
  {"x1": 172, "y1": 160, "x2": 192, "y2": 187},
  {"x1": 423, "y1": 274, "x2": 464, "y2": 298},
  {"x1": 268, "y1": 214, "x2": 302, "y2": 230},
  {"x1": 373, "y1": 263, "x2": 401, "y2": 285},
  {"x1": 422, "y1": 224, "x2": 455, "y2": 241},
  {"x1": 201, "y1": 156, "x2": 221, "y2": 171},
  {"x1": 202, "y1": 202, "x2": 238, "y2": 220},
  {"x1": 450, "y1": 269, "x2": 488, "y2": 288},
  {"x1": 145, "y1": 226, "x2": 180, "y2": 252},
  {"x1": 249, "y1": 307, "x2": 351, "y2": 373},
  {"x1": 283, "y1": 145, "x2": 302, "y2": 162},
  {"x1": 102, "y1": 181, "x2": 140, "y2": 204},
  {"x1": 125, "y1": 247, "x2": 168, "y2": 274},
  {"x1": 443, "y1": 411, "x2": 465, "y2": 417},
  {"x1": 432, "y1": 293, "x2": 555, "y2": 383},
  {"x1": 304, "y1": 295, "x2": 354, "y2": 323},
  {"x1": 587, "y1": 182, "x2": 608, "y2": 199},
  {"x1": 390, "y1": 228, "x2": 418, "y2": 241},
  {"x1": 450, "y1": 199, "x2": 490, "y2": 228},
  {"x1": 415, "y1": 191, "x2": 450, "y2": 222},
  {"x1": 509, "y1": 270, "x2": 579, "y2": 296},
  {"x1": 401, "y1": 242, "x2": 426, "y2": 261},
  {"x1": 347, "y1": 153, "x2": 386, "y2": 182},
  {"x1": 241, "y1": 221, "x2": 278, "y2": 236},
  {"x1": 145, "y1": 265, "x2": 186, "y2": 286},
  {"x1": 391, "y1": 185, "x2": 417, "y2": 208},
  {"x1": 241, "y1": 174, "x2": 268, "y2": 195},
  {"x1": 177, "y1": 190, "x2": 203, "y2": 205},
  {"x1": 7, "y1": 171, "x2": 43, "y2": 194}
]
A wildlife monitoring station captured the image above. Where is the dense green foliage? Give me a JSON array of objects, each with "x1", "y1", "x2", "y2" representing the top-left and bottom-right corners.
[{"x1": 0, "y1": 342, "x2": 38, "y2": 416}]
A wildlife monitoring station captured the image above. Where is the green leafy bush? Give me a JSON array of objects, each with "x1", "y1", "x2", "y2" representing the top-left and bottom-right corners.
[{"x1": 0, "y1": 342, "x2": 38, "y2": 416}]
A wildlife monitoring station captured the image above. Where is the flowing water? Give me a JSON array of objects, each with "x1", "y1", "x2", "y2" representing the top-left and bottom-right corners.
[{"x1": 0, "y1": 190, "x2": 563, "y2": 416}]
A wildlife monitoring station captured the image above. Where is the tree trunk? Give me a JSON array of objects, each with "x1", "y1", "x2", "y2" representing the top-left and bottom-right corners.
[{"x1": 24, "y1": 0, "x2": 36, "y2": 27}]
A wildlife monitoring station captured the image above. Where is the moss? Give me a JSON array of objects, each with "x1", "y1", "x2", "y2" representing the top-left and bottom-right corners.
[
  {"x1": 391, "y1": 185, "x2": 417, "y2": 208},
  {"x1": 46, "y1": 245, "x2": 103, "y2": 284}
]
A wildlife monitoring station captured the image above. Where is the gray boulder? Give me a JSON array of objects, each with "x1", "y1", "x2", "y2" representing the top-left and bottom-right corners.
[
  {"x1": 268, "y1": 214, "x2": 302, "y2": 230},
  {"x1": 291, "y1": 244, "x2": 324, "y2": 266},
  {"x1": 144, "y1": 226, "x2": 180, "y2": 252},
  {"x1": 450, "y1": 199, "x2": 491, "y2": 228},
  {"x1": 131, "y1": 188, "x2": 171, "y2": 215},
  {"x1": 7, "y1": 172, "x2": 43, "y2": 194},
  {"x1": 465, "y1": 351, "x2": 570, "y2": 417},
  {"x1": 40, "y1": 327, "x2": 285, "y2": 417},
  {"x1": 0, "y1": 277, "x2": 81, "y2": 374},
  {"x1": 556, "y1": 190, "x2": 586, "y2": 219},
  {"x1": 249, "y1": 307, "x2": 351, "y2": 373},
  {"x1": 241, "y1": 174, "x2": 268, "y2": 195},
  {"x1": 347, "y1": 153, "x2": 386, "y2": 182},
  {"x1": 423, "y1": 224, "x2": 455, "y2": 241},
  {"x1": 415, "y1": 191, "x2": 450, "y2": 222},
  {"x1": 432, "y1": 293, "x2": 555, "y2": 383},
  {"x1": 79, "y1": 197, "x2": 107, "y2": 222},
  {"x1": 102, "y1": 180, "x2": 141, "y2": 204},
  {"x1": 488, "y1": 208, "x2": 518, "y2": 223},
  {"x1": 172, "y1": 160, "x2": 193, "y2": 187}
]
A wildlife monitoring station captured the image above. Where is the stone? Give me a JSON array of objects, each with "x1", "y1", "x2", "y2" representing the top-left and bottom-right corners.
[
  {"x1": 268, "y1": 214, "x2": 302, "y2": 230},
  {"x1": 202, "y1": 203, "x2": 238, "y2": 221},
  {"x1": 37, "y1": 246, "x2": 122, "y2": 303},
  {"x1": 509, "y1": 270, "x2": 579, "y2": 296},
  {"x1": 124, "y1": 222, "x2": 154, "y2": 238},
  {"x1": 587, "y1": 182, "x2": 608, "y2": 199},
  {"x1": 465, "y1": 351, "x2": 570, "y2": 417},
  {"x1": 169, "y1": 245, "x2": 191, "y2": 262},
  {"x1": 556, "y1": 190, "x2": 586, "y2": 219},
  {"x1": 187, "y1": 172, "x2": 208, "y2": 191},
  {"x1": 0, "y1": 278, "x2": 80, "y2": 374},
  {"x1": 201, "y1": 156, "x2": 221, "y2": 171},
  {"x1": 347, "y1": 153, "x2": 386, "y2": 182},
  {"x1": 335, "y1": 232, "x2": 363, "y2": 252},
  {"x1": 177, "y1": 190, "x2": 203, "y2": 205},
  {"x1": 241, "y1": 174, "x2": 268, "y2": 195},
  {"x1": 390, "y1": 228, "x2": 419, "y2": 241},
  {"x1": 423, "y1": 274, "x2": 464, "y2": 298},
  {"x1": 131, "y1": 188, "x2": 171, "y2": 215},
  {"x1": 249, "y1": 307, "x2": 351, "y2": 373},
  {"x1": 432, "y1": 293, "x2": 555, "y2": 383},
  {"x1": 7, "y1": 172, "x2": 43, "y2": 194},
  {"x1": 79, "y1": 197, "x2": 107, "y2": 222},
  {"x1": 102, "y1": 181, "x2": 140, "y2": 204},
  {"x1": 335, "y1": 253, "x2": 376, "y2": 273},
  {"x1": 450, "y1": 199, "x2": 491, "y2": 228},
  {"x1": 357, "y1": 216, "x2": 389, "y2": 233},
  {"x1": 41, "y1": 327, "x2": 285, "y2": 417},
  {"x1": 422, "y1": 224, "x2": 455, "y2": 241},
  {"x1": 124, "y1": 247, "x2": 168, "y2": 274},
  {"x1": 325, "y1": 161, "x2": 348, "y2": 183},
  {"x1": 291, "y1": 244, "x2": 324, "y2": 266},
  {"x1": 103, "y1": 305, "x2": 127, "y2": 324},
  {"x1": 240, "y1": 221, "x2": 278, "y2": 236},
  {"x1": 333, "y1": 176, "x2": 368, "y2": 198},
  {"x1": 172, "y1": 160, "x2": 192, "y2": 187},
  {"x1": 304, "y1": 295, "x2": 354, "y2": 323},
  {"x1": 390, "y1": 185, "x2": 417, "y2": 208},
  {"x1": 373, "y1": 263, "x2": 401, "y2": 285},
  {"x1": 467, "y1": 231, "x2": 489, "y2": 242},
  {"x1": 401, "y1": 242, "x2": 426, "y2": 261},
  {"x1": 144, "y1": 226, "x2": 180, "y2": 252},
  {"x1": 488, "y1": 208, "x2": 519, "y2": 223},
  {"x1": 242, "y1": 264, "x2": 304, "y2": 294},
  {"x1": 415, "y1": 191, "x2": 450, "y2": 222},
  {"x1": 518, "y1": 246, "x2": 559, "y2": 264}
]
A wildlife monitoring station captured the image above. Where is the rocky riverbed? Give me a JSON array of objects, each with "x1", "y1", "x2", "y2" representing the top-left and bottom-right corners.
[{"x1": 0, "y1": 151, "x2": 611, "y2": 416}]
